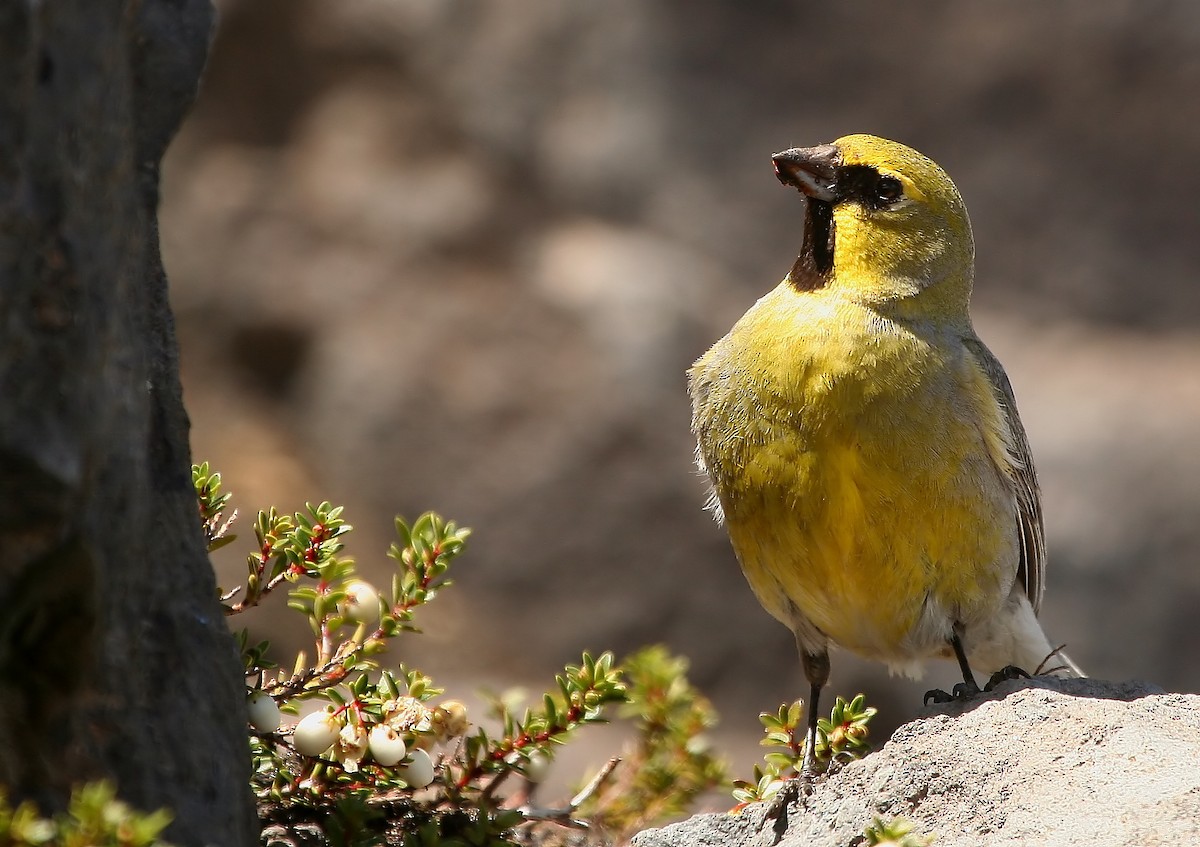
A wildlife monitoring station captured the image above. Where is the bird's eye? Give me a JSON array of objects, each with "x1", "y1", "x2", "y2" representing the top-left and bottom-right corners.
[{"x1": 875, "y1": 175, "x2": 903, "y2": 205}]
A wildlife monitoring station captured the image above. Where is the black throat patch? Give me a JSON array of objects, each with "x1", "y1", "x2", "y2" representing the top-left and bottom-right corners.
[
  {"x1": 786, "y1": 197, "x2": 834, "y2": 291},
  {"x1": 783, "y1": 161, "x2": 898, "y2": 292}
]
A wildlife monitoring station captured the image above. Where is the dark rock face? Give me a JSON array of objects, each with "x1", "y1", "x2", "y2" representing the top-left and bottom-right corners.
[{"x1": 0, "y1": 2, "x2": 255, "y2": 844}]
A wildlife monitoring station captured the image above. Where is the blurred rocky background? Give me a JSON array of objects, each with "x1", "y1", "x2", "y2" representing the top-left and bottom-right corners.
[{"x1": 163, "y1": 0, "x2": 1200, "y2": 790}]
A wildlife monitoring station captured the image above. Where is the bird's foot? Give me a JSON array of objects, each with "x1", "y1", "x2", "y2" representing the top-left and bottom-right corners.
[
  {"x1": 762, "y1": 775, "x2": 804, "y2": 825},
  {"x1": 923, "y1": 679, "x2": 981, "y2": 706},
  {"x1": 984, "y1": 665, "x2": 1031, "y2": 691},
  {"x1": 759, "y1": 756, "x2": 821, "y2": 836}
]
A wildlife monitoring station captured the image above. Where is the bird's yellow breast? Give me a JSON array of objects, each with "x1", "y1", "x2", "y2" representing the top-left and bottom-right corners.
[{"x1": 690, "y1": 284, "x2": 1017, "y2": 660}]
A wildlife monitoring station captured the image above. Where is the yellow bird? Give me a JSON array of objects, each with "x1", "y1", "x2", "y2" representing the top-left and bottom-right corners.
[{"x1": 689, "y1": 134, "x2": 1079, "y2": 783}]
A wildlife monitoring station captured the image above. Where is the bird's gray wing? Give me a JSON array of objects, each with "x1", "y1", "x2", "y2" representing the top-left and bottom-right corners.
[{"x1": 963, "y1": 336, "x2": 1046, "y2": 613}]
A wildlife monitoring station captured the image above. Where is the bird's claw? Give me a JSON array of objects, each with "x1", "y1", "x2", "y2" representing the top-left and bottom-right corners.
[
  {"x1": 764, "y1": 776, "x2": 802, "y2": 818},
  {"x1": 923, "y1": 679, "x2": 981, "y2": 706},
  {"x1": 984, "y1": 665, "x2": 1030, "y2": 691},
  {"x1": 953, "y1": 679, "x2": 982, "y2": 698},
  {"x1": 923, "y1": 688, "x2": 952, "y2": 705},
  {"x1": 759, "y1": 772, "x2": 813, "y2": 838},
  {"x1": 759, "y1": 747, "x2": 825, "y2": 837},
  {"x1": 925, "y1": 666, "x2": 1030, "y2": 705}
]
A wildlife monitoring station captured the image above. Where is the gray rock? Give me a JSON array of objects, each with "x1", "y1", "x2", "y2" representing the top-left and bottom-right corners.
[{"x1": 633, "y1": 679, "x2": 1200, "y2": 847}]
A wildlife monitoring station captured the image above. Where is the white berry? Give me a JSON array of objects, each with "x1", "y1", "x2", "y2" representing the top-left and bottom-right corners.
[
  {"x1": 398, "y1": 748, "x2": 436, "y2": 788},
  {"x1": 433, "y1": 700, "x2": 469, "y2": 739},
  {"x1": 339, "y1": 580, "x2": 381, "y2": 624},
  {"x1": 293, "y1": 710, "x2": 341, "y2": 757},
  {"x1": 246, "y1": 690, "x2": 281, "y2": 733},
  {"x1": 523, "y1": 750, "x2": 551, "y2": 783},
  {"x1": 368, "y1": 724, "x2": 408, "y2": 766}
]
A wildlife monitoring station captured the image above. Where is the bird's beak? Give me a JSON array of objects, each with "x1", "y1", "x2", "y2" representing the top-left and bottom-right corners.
[{"x1": 772, "y1": 145, "x2": 840, "y2": 202}]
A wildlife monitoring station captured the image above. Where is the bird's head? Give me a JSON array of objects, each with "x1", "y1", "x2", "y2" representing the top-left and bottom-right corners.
[{"x1": 772, "y1": 134, "x2": 974, "y2": 317}]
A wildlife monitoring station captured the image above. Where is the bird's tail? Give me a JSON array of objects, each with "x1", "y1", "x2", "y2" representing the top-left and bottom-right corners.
[{"x1": 969, "y1": 594, "x2": 1086, "y2": 679}]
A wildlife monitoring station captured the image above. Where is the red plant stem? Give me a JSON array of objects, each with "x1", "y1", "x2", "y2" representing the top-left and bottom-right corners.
[
  {"x1": 265, "y1": 542, "x2": 443, "y2": 700},
  {"x1": 453, "y1": 703, "x2": 585, "y2": 790},
  {"x1": 226, "y1": 523, "x2": 333, "y2": 615}
]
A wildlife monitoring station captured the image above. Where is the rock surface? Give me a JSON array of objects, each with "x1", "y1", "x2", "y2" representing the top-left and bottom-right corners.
[{"x1": 633, "y1": 679, "x2": 1200, "y2": 847}]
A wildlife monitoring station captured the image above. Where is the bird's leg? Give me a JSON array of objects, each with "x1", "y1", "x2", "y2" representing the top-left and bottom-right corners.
[
  {"x1": 761, "y1": 647, "x2": 828, "y2": 833},
  {"x1": 797, "y1": 650, "x2": 828, "y2": 779},
  {"x1": 924, "y1": 623, "x2": 980, "y2": 705},
  {"x1": 949, "y1": 625, "x2": 981, "y2": 697}
]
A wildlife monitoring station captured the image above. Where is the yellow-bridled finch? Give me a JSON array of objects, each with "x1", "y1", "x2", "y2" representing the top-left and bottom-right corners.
[{"x1": 689, "y1": 134, "x2": 1081, "y2": 794}]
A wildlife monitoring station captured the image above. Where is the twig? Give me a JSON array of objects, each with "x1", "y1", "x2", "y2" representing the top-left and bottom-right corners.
[
  {"x1": 513, "y1": 757, "x2": 622, "y2": 828},
  {"x1": 225, "y1": 569, "x2": 292, "y2": 615}
]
